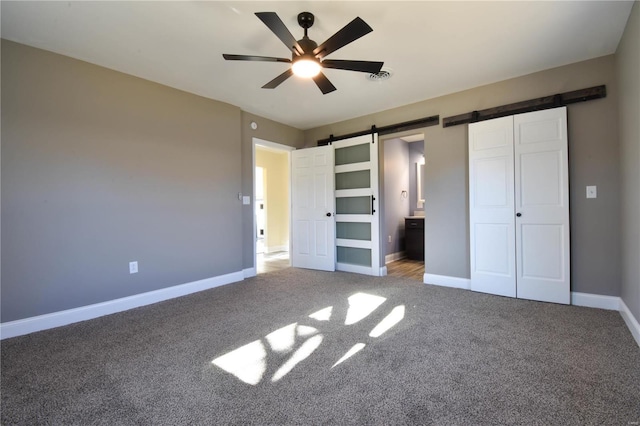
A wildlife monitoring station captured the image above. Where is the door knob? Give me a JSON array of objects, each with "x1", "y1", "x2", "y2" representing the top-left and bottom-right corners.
[
  {"x1": 326, "y1": 212, "x2": 332, "y2": 217},
  {"x1": 516, "y1": 213, "x2": 522, "y2": 217}
]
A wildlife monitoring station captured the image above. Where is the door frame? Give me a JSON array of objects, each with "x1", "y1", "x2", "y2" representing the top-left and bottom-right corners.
[{"x1": 252, "y1": 138, "x2": 295, "y2": 275}]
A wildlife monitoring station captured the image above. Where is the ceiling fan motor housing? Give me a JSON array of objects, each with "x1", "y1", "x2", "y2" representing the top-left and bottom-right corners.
[{"x1": 296, "y1": 38, "x2": 318, "y2": 57}]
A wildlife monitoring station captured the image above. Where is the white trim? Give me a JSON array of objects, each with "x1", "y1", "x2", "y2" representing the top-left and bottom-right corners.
[
  {"x1": 335, "y1": 162, "x2": 371, "y2": 174},
  {"x1": 336, "y1": 238, "x2": 372, "y2": 249},
  {"x1": 337, "y1": 262, "x2": 381, "y2": 276},
  {"x1": 265, "y1": 245, "x2": 288, "y2": 254},
  {"x1": 423, "y1": 273, "x2": 471, "y2": 290},
  {"x1": 243, "y1": 267, "x2": 257, "y2": 278},
  {"x1": 0, "y1": 271, "x2": 244, "y2": 340},
  {"x1": 334, "y1": 214, "x2": 372, "y2": 223},
  {"x1": 620, "y1": 299, "x2": 640, "y2": 348},
  {"x1": 570, "y1": 292, "x2": 620, "y2": 310},
  {"x1": 380, "y1": 266, "x2": 388, "y2": 276},
  {"x1": 335, "y1": 188, "x2": 371, "y2": 198},
  {"x1": 385, "y1": 252, "x2": 406, "y2": 264}
]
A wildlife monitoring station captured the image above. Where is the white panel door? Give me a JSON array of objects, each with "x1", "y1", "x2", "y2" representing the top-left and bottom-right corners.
[
  {"x1": 291, "y1": 146, "x2": 335, "y2": 271},
  {"x1": 469, "y1": 116, "x2": 517, "y2": 297},
  {"x1": 333, "y1": 134, "x2": 381, "y2": 276},
  {"x1": 514, "y1": 107, "x2": 570, "y2": 304}
]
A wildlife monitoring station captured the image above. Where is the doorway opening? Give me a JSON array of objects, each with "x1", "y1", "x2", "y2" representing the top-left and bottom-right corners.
[
  {"x1": 380, "y1": 133, "x2": 425, "y2": 281},
  {"x1": 253, "y1": 138, "x2": 294, "y2": 274}
]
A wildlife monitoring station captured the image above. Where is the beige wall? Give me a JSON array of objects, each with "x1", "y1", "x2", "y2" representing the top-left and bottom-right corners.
[
  {"x1": 256, "y1": 147, "x2": 290, "y2": 252},
  {"x1": 616, "y1": 1, "x2": 640, "y2": 320},
  {"x1": 305, "y1": 55, "x2": 621, "y2": 297}
]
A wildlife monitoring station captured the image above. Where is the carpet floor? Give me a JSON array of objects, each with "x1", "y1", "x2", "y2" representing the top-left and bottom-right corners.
[{"x1": 2, "y1": 268, "x2": 639, "y2": 425}]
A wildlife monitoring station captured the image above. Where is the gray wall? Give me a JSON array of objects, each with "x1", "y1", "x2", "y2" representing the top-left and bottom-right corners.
[
  {"x1": 305, "y1": 55, "x2": 622, "y2": 297},
  {"x1": 616, "y1": 1, "x2": 640, "y2": 320},
  {"x1": 382, "y1": 138, "x2": 410, "y2": 257},
  {"x1": 0, "y1": 40, "x2": 301, "y2": 323}
]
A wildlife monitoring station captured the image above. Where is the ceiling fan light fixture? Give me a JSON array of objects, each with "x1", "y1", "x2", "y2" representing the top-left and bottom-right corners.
[{"x1": 292, "y1": 57, "x2": 321, "y2": 78}]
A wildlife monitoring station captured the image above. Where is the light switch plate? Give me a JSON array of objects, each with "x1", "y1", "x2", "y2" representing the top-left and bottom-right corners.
[
  {"x1": 586, "y1": 186, "x2": 597, "y2": 199},
  {"x1": 129, "y1": 261, "x2": 138, "y2": 274},
  {"x1": 242, "y1": 196, "x2": 250, "y2": 205}
]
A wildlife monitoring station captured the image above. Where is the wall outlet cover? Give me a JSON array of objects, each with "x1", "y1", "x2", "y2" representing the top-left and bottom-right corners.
[{"x1": 129, "y1": 261, "x2": 138, "y2": 274}]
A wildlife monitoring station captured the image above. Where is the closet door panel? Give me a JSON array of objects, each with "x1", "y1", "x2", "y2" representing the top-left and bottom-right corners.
[
  {"x1": 514, "y1": 107, "x2": 570, "y2": 304},
  {"x1": 469, "y1": 116, "x2": 516, "y2": 298}
]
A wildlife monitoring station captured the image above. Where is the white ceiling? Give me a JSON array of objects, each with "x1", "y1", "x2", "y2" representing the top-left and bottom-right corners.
[{"x1": 1, "y1": 1, "x2": 634, "y2": 130}]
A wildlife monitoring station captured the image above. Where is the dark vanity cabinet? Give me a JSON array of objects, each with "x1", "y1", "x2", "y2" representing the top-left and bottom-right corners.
[{"x1": 405, "y1": 217, "x2": 424, "y2": 260}]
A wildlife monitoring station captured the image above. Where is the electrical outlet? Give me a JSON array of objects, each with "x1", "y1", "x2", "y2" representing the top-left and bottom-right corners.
[{"x1": 129, "y1": 261, "x2": 138, "y2": 274}]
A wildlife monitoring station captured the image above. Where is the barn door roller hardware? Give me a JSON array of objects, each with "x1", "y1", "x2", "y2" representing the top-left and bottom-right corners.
[
  {"x1": 442, "y1": 85, "x2": 606, "y2": 128},
  {"x1": 317, "y1": 115, "x2": 439, "y2": 146}
]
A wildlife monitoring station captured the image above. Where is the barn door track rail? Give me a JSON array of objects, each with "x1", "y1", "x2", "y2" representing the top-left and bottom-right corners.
[{"x1": 442, "y1": 85, "x2": 606, "y2": 128}]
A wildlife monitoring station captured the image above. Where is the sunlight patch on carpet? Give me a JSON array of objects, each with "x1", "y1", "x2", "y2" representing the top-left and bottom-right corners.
[
  {"x1": 369, "y1": 305, "x2": 405, "y2": 338},
  {"x1": 212, "y1": 293, "x2": 402, "y2": 385},
  {"x1": 309, "y1": 306, "x2": 333, "y2": 321},
  {"x1": 211, "y1": 340, "x2": 266, "y2": 385},
  {"x1": 332, "y1": 343, "x2": 366, "y2": 368},
  {"x1": 271, "y1": 335, "x2": 324, "y2": 382},
  {"x1": 345, "y1": 293, "x2": 387, "y2": 325},
  {"x1": 265, "y1": 323, "x2": 298, "y2": 353}
]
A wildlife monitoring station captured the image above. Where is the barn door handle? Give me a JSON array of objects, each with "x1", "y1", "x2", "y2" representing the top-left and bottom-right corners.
[{"x1": 371, "y1": 196, "x2": 376, "y2": 214}]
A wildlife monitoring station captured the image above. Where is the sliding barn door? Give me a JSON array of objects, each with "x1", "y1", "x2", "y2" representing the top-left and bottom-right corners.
[
  {"x1": 514, "y1": 107, "x2": 570, "y2": 304},
  {"x1": 291, "y1": 146, "x2": 335, "y2": 271},
  {"x1": 333, "y1": 134, "x2": 381, "y2": 276},
  {"x1": 469, "y1": 107, "x2": 570, "y2": 304},
  {"x1": 469, "y1": 116, "x2": 517, "y2": 297}
]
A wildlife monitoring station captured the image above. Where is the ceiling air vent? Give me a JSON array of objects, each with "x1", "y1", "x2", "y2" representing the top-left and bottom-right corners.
[{"x1": 366, "y1": 68, "x2": 393, "y2": 82}]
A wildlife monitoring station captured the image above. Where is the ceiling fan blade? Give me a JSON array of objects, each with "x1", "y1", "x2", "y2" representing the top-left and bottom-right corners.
[
  {"x1": 223, "y1": 54, "x2": 291, "y2": 63},
  {"x1": 313, "y1": 17, "x2": 373, "y2": 59},
  {"x1": 312, "y1": 72, "x2": 337, "y2": 94},
  {"x1": 255, "y1": 12, "x2": 304, "y2": 56},
  {"x1": 322, "y1": 59, "x2": 383, "y2": 74},
  {"x1": 262, "y1": 69, "x2": 294, "y2": 89}
]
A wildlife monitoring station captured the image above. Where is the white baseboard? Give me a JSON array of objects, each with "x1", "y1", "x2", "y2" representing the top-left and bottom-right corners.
[
  {"x1": 385, "y1": 252, "x2": 406, "y2": 264},
  {"x1": 380, "y1": 266, "x2": 388, "y2": 276},
  {"x1": 265, "y1": 245, "x2": 288, "y2": 254},
  {"x1": 423, "y1": 273, "x2": 471, "y2": 290},
  {"x1": 243, "y1": 267, "x2": 257, "y2": 278},
  {"x1": 620, "y1": 299, "x2": 640, "y2": 348},
  {"x1": 570, "y1": 292, "x2": 620, "y2": 310},
  {"x1": 0, "y1": 271, "x2": 244, "y2": 340}
]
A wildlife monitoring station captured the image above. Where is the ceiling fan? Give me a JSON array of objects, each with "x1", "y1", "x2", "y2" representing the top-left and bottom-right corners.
[{"x1": 223, "y1": 11, "x2": 384, "y2": 94}]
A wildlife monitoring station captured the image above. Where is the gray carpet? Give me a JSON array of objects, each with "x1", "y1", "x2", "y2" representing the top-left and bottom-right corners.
[{"x1": 2, "y1": 268, "x2": 639, "y2": 425}]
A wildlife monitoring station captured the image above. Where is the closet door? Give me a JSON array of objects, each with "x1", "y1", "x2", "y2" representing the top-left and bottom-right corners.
[
  {"x1": 469, "y1": 107, "x2": 570, "y2": 304},
  {"x1": 514, "y1": 107, "x2": 570, "y2": 304},
  {"x1": 469, "y1": 116, "x2": 517, "y2": 297}
]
